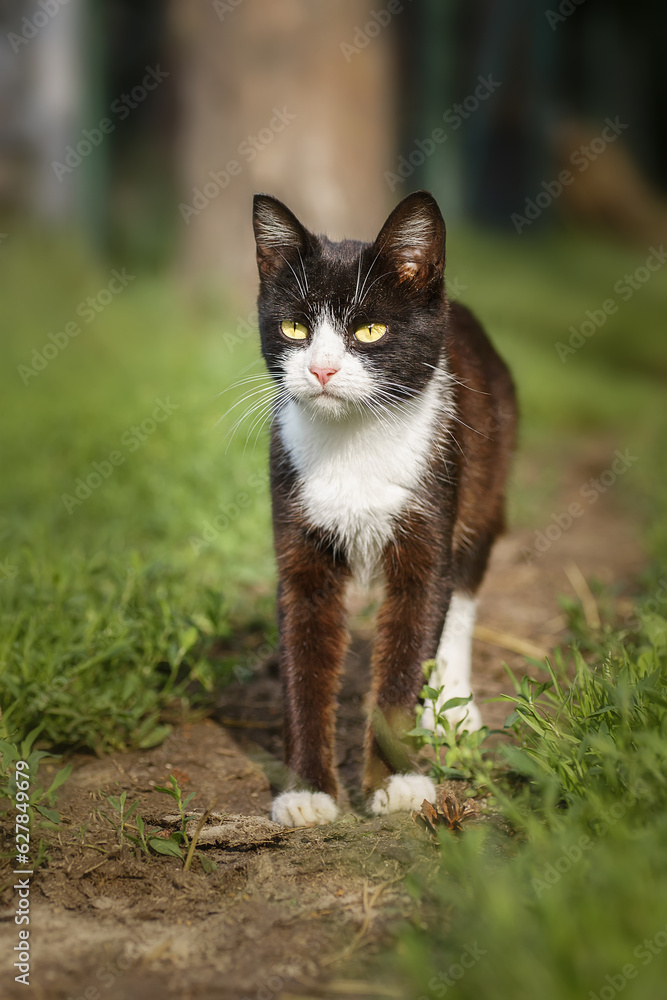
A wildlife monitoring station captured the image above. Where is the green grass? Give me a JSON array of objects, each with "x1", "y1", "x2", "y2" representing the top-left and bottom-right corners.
[
  {"x1": 397, "y1": 611, "x2": 667, "y2": 1000},
  {"x1": 0, "y1": 233, "x2": 275, "y2": 750}
]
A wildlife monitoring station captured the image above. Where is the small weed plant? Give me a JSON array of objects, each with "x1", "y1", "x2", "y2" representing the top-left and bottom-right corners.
[
  {"x1": 98, "y1": 774, "x2": 216, "y2": 872},
  {"x1": 410, "y1": 664, "x2": 495, "y2": 789}
]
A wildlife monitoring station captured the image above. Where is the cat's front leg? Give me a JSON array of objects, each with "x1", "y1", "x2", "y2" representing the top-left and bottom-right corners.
[
  {"x1": 363, "y1": 522, "x2": 450, "y2": 815},
  {"x1": 271, "y1": 525, "x2": 350, "y2": 827}
]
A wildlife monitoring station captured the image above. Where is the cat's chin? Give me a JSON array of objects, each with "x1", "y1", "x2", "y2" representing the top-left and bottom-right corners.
[{"x1": 296, "y1": 392, "x2": 355, "y2": 420}]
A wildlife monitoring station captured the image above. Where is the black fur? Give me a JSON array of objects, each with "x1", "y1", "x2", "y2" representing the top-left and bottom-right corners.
[
  {"x1": 254, "y1": 191, "x2": 449, "y2": 403},
  {"x1": 252, "y1": 190, "x2": 518, "y2": 806}
]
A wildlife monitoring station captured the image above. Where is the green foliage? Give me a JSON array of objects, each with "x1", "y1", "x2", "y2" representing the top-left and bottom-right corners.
[
  {"x1": 410, "y1": 672, "x2": 494, "y2": 787},
  {"x1": 97, "y1": 774, "x2": 215, "y2": 870},
  {"x1": 0, "y1": 237, "x2": 275, "y2": 752},
  {"x1": 498, "y1": 629, "x2": 667, "y2": 821},
  {"x1": 154, "y1": 773, "x2": 197, "y2": 852},
  {"x1": 99, "y1": 789, "x2": 183, "y2": 858},
  {"x1": 398, "y1": 612, "x2": 667, "y2": 1000},
  {"x1": 0, "y1": 727, "x2": 72, "y2": 865},
  {"x1": 99, "y1": 790, "x2": 142, "y2": 850}
]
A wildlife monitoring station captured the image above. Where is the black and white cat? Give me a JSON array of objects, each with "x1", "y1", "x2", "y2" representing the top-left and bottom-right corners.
[{"x1": 252, "y1": 191, "x2": 517, "y2": 827}]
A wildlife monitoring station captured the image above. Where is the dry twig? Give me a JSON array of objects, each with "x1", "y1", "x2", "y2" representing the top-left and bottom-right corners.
[
  {"x1": 564, "y1": 561, "x2": 601, "y2": 629},
  {"x1": 473, "y1": 624, "x2": 548, "y2": 660}
]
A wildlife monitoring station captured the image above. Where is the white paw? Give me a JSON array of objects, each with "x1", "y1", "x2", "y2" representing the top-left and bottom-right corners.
[
  {"x1": 421, "y1": 696, "x2": 483, "y2": 734},
  {"x1": 369, "y1": 773, "x2": 436, "y2": 816},
  {"x1": 271, "y1": 791, "x2": 339, "y2": 827}
]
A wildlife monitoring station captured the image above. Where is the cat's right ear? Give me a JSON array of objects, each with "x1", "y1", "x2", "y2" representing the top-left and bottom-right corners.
[{"x1": 252, "y1": 195, "x2": 311, "y2": 279}]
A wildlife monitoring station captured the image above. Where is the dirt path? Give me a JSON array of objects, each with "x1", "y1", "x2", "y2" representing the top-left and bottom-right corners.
[{"x1": 0, "y1": 441, "x2": 645, "y2": 1000}]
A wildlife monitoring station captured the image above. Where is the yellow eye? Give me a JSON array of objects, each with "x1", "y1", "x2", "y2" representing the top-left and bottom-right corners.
[
  {"x1": 281, "y1": 320, "x2": 308, "y2": 340},
  {"x1": 354, "y1": 323, "x2": 387, "y2": 343}
]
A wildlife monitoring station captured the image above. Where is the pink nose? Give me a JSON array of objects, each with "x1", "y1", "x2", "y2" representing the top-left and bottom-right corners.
[{"x1": 310, "y1": 365, "x2": 339, "y2": 386}]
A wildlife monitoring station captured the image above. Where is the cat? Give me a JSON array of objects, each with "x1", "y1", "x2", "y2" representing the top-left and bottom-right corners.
[{"x1": 252, "y1": 190, "x2": 517, "y2": 827}]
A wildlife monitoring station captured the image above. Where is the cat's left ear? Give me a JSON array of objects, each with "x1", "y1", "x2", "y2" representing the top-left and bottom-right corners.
[
  {"x1": 253, "y1": 194, "x2": 312, "y2": 279},
  {"x1": 373, "y1": 191, "x2": 446, "y2": 289}
]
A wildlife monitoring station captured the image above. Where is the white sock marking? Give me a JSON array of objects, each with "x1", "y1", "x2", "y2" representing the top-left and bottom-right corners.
[
  {"x1": 369, "y1": 773, "x2": 436, "y2": 815},
  {"x1": 421, "y1": 593, "x2": 482, "y2": 732},
  {"x1": 271, "y1": 790, "x2": 339, "y2": 827}
]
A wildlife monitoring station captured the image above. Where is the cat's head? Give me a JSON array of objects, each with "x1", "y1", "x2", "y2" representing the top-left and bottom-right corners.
[{"x1": 252, "y1": 191, "x2": 448, "y2": 420}]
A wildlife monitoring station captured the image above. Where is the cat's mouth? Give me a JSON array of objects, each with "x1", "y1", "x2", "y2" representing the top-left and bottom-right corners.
[
  {"x1": 294, "y1": 383, "x2": 358, "y2": 418},
  {"x1": 307, "y1": 387, "x2": 346, "y2": 406}
]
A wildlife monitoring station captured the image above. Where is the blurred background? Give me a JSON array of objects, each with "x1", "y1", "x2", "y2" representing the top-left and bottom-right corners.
[
  {"x1": 3, "y1": 0, "x2": 667, "y2": 282},
  {"x1": 1, "y1": 0, "x2": 666, "y2": 746}
]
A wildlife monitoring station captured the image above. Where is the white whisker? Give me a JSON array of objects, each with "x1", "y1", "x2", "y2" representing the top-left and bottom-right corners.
[
  {"x1": 221, "y1": 394, "x2": 276, "y2": 447},
  {"x1": 421, "y1": 361, "x2": 490, "y2": 395},
  {"x1": 277, "y1": 251, "x2": 306, "y2": 300},
  {"x1": 356, "y1": 248, "x2": 383, "y2": 305},
  {"x1": 214, "y1": 374, "x2": 274, "y2": 400},
  {"x1": 215, "y1": 385, "x2": 276, "y2": 428},
  {"x1": 353, "y1": 251, "x2": 362, "y2": 305},
  {"x1": 297, "y1": 249, "x2": 309, "y2": 294},
  {"x1": 358, "y1": 270, "x2": 395, "y2": 306}
]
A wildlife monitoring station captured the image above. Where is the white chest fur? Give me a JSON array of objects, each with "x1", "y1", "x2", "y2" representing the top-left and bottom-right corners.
[{"x1": 277, "y1": 380, "x2": 446, "y2": 581}]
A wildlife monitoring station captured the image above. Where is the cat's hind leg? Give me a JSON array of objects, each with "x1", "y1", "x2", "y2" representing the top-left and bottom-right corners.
[
  {"x1": 368, "y1": 773, "x2": 437, "y2": 816},
  {"x1": 420, "y1": 592, "x2": 482, "y2": 733},
  {"x1": 421, "y1": 521, "x2": 501, "y2": 734}
]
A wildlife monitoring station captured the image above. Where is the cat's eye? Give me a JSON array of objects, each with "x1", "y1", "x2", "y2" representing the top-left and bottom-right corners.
[
  {"x1": 281, "y1": 320, "x2": 308, "y2": 340},
  {"x1": 354, "y1": 323, "x2": 387, "y2": 344}
]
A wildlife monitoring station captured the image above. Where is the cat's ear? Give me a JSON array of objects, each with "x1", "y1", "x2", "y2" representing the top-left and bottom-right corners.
[
  {"x1": 253, "y1": 194, "x2": 311, "y2": 279},
  {"x1": 373, "y1": 191, "x2": 445, "y2": 289}
]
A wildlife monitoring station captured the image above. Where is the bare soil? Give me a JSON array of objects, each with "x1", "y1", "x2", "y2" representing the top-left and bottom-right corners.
[{"x1": 0, "y1": 441, "x2": 645, "y2": 1000}]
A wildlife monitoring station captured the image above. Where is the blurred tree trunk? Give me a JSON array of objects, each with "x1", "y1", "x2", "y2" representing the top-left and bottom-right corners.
[{"x1": 169, "y1": 0, "x2": 397, "y2": 296}]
